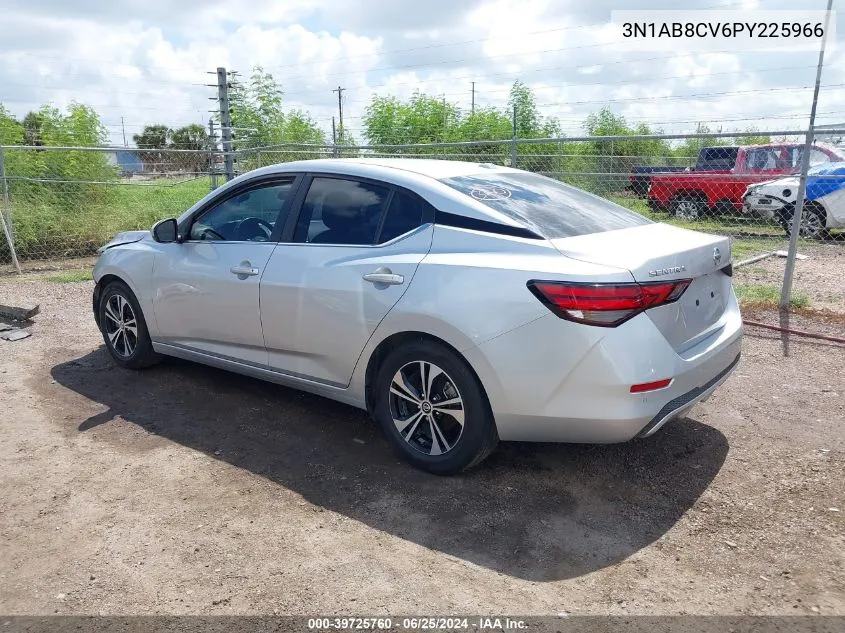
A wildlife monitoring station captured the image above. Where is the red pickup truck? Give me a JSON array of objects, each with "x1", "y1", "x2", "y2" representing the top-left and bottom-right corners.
[{"x1": 648, "y1": 143, "x2": 844, "y2": 220}]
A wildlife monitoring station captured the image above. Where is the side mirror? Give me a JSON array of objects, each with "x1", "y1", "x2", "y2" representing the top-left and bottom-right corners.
[{"x1": 152, "y1": 218, "x2": 179, "y2": 243}]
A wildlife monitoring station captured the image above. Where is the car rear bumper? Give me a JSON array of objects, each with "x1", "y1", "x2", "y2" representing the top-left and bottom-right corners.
[
  {"x1": 635, "y1": 352, "x2": 740, "y2": 438},
  {"x1": 464, "y1": 293, "x2": 743, "y2": 443}
]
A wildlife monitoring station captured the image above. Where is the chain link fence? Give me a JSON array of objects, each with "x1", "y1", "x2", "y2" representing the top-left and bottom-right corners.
[
  {"x1": 2, "y1": 132, "x2": 843, "y2": 315},
  {"x1": 0, "y1": 145, "x2": 218, "y2": 269}
]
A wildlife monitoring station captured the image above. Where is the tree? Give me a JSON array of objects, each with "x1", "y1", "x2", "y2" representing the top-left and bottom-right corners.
[
  {"x1": 170, "y1": 124, "x2": 207, "y2": 150},
  {"x1": 0, "y1": 103, "x2": 115, "y2": 215},
  {"x1": 673, "y1": 122, "x2": 724, "y2": 163},
  {"x1": 364, "y1": 93, "x2": 460, "y2": 147},
  {"x1": 132, "y1": 124, "x2": 170, "y2": 149},
  {"x1": 508, "y1": 80, "x2": 540, "y2": 138},
  {"x1": 0, "y1": 105, "x2": 23, "y2": 145},
  {"x1": 170, "y1": 124, "x2": 209, "y2": 172},
  {"x1": 22, "y1": 112, "x2": 45, "y2": 146},
  {"x1": 229, "y1": 66, "x2": 326, "y2": 156},
  {"x1": 133, "y1": 124, "x2": 172, "y2": 172}
]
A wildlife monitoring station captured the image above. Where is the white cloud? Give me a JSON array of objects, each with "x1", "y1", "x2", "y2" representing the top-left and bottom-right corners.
[{"x1": 1, "y1": 0, "x2": 843, "y2": 145}]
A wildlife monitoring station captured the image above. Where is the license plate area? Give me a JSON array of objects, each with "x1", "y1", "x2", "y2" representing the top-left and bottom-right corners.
[{"x1": 679, "y1": 273, "x2": 728, "y2": 333}]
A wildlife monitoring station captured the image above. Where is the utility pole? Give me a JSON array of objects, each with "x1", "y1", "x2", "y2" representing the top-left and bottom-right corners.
[
  {"x1": 121, "y1": 116, "x2": 127, "y2": 147},
  {"x1": 217, "y1": 67, "x2": 235, "y2": 182},
  {"x1": 471, "y1": 82, "x2": 475, "y2": 114},
  {"x1": 333, "y1": 86, "x2": 345, "y2": 144}
]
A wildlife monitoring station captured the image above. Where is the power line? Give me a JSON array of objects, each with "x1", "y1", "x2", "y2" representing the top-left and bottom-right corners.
[
  {"x1": 273, "y1": 48, "x2": 818, "y2": 102},
  {"x1": 279, "y1": 64, "x2": 820, "y2": 109},
  {"x1": 303, "y1": 84, "x2": 845, "y2": 123}
]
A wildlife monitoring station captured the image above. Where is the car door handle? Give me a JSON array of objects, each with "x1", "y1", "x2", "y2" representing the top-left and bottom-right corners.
[
  {"x1": 230, "y1": 264, "x2": 259, "y2": 277},
  {"x1": 363, "y1": 271, "x2": 404, "y2": 285}
]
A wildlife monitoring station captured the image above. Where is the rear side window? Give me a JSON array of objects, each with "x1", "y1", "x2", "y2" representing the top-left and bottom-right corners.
[
  {"x1": 695, "y1": 147, "x2": 739, "y2": 170},
  {"x1": 377, "y1": 191, "x2": 425, "y2": 243},
  {"x1": 439, "y1": 172, "x2": 650, "y2": 239}
]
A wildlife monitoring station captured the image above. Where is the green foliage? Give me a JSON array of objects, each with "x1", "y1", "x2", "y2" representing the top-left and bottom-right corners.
[
  {"x1": 133, "y1": 124, "x2": 171, "y2": 149},
  {"x1": 1, "y1": 103, "x2": 116, "y2": 212},
  {"x1": 508, "y1": 80, "x2": 539, "y2": 138},
  {"x1": 169, "y1": 124, "x2": 207, "y2": 151},
  {"x1": 0, "y1": 104, "x2": 24, "y2": 145},
  {"x1": 363, "y1": 81, "x2": 562, "y2": 149},
  {"x1": 229, "y1": 66, "x2": 326, "y2": 149},
  {"x1": 22, "y1": 112, "x2": 45, "y2": 146},
  {"x1": 364, "y1": 93, "x2": 461, "y2": 147}
]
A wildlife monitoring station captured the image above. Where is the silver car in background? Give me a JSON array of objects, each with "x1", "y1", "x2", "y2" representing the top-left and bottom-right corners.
[{"x1": 93, "y1": 159, "x2": 742, "y2": 475}]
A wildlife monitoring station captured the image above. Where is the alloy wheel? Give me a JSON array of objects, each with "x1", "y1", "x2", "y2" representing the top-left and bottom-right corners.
[
  {"x1": 800, "y1": 209, "x2": 824, "y2": 238},
  {"x1": 674, "y1": 200, "x2": 702, "y2": 220},
  {"x1": 103, "y1": 294, "x2": 138, "y2": 358},
  {"x1": 388, "y1": 361, "x2": 465, "y2": 456}
]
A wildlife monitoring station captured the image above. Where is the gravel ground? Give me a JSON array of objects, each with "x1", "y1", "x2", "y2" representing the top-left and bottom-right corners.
[
  {"x1": 734, "y1": 244, "x2": 845, "y2": 314},
  {"x1": 0, "y1": 277, "x2": 842, "y2": 616}
]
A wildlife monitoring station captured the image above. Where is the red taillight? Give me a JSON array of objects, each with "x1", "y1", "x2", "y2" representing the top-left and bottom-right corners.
[
  {"x1": 527, "y1": 279, "x2": 691, "y2": 327},
  {"x1": 630, "y1": 378, "x2": 673, "y2": 393}
]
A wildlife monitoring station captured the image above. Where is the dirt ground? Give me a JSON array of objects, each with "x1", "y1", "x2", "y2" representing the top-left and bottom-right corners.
[
  {"x1": 733, "y1": 244, "x2": 845, "y2": 314},
  {"x1": 0, "y1": 276, "x2": 843, "y2": 616}
]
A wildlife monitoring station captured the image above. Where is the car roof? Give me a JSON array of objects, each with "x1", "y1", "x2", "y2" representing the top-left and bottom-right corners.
[{"x1": 260, "y1": 157, "x2": 513, "y2": 179}]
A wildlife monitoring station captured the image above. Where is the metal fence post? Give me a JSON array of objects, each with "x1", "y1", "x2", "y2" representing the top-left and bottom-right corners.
[
  {"x1": 780, "y1": 0, "x2": 833, "y2": 309},
  {"x1": 511, "y1": 105, "x2": 518, "y2": 168},
  {"x1": 208, "y1": 118, "x2": 219, "y2": 191},
  {"x1": 0, "y1": 145, "x2": 21, "y2": 274},
  {"x1": 217, "y1": 67, "x2": 235, "y2": 182}
]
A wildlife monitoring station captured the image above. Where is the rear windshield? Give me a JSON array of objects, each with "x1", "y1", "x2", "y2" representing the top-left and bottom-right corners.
[
  {"x1": 439, "y1": 171, "x2": 651, "y2": 239},
  {"x1": 695, "y1": 147, "x2": 739, "y2": 171}
]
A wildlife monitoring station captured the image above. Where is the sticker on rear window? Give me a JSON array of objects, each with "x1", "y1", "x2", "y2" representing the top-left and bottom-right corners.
[{"x1": 470, "y1": 186, "x2": 511, "y2": 201}]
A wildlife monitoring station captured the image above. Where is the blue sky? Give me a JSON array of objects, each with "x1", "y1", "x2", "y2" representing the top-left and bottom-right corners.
[{"x1": 1, "y1": 0, "x2": 842, "y2": 145}]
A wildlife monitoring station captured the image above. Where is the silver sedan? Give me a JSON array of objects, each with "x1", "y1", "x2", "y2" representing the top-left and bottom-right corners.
[{"x1": 93, "y1": 159, "x2": 742, "y2": 474}]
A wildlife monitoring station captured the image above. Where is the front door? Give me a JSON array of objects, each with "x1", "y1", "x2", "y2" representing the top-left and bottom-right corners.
[
  {"x1": 260, "y1": 176, "x2": 433, "y2": 386},
  {"x1": 151, "y1": 177, "x2": 297, "y2": 365}
]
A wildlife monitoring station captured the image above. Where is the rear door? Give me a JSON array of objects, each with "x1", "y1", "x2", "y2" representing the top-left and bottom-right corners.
[{"x1": 259, "y1": 175, "x2": 434, "y2": 386}]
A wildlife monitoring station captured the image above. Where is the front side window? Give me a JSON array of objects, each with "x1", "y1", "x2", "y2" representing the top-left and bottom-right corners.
[
  {"x1": 294, "y1": 177, "x2": 390, "y2": 245},
  {"x1": 440, "y1": 171, "x2": 651, "y2": 239},
  {"x1": 189, "y1": 180, "x2": 294, "y2": 241}
]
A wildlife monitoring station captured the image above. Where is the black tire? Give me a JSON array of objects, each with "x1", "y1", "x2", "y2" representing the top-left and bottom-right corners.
[
  {"x1": 98, "y1": 280, "x2": 161, "y2": 370},
  {"x1": 778, "y1": 202, "x2": 827, "y2": 240},
  {"x1": 374, "y1": 340, "x2": 498, "y2": 475}
]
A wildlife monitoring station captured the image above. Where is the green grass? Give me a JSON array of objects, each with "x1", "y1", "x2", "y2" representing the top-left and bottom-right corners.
[
  {"x1": 4, "y1": 177, "x2": 211, "y2": 260},
  {"x1": 735, "y1": 283, "x2": 810, "y2": 309},
  {"x1": 47, "y1": 269, "x2": 93, "y2": 283}
]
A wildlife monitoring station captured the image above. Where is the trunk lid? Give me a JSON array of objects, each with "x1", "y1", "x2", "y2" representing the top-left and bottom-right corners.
[{"x1": 550, "y1": 223, "x2": 733, "y2": 351}]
